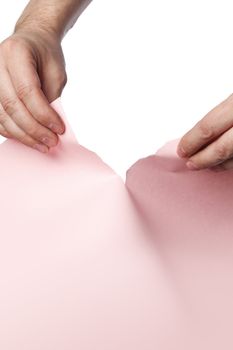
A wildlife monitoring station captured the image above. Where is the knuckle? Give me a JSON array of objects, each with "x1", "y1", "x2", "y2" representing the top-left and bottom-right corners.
[
  {"x1": 34, "y1": 113, "x2": 44, "y2": 124},
  {"x1": 215, "y1": 142, "x2": 229, "y2": 161},
  {"x1": 37, "y1": 105, "x2": 61, "y2": 129},
  {"x1": 39, "y1": 115, "x2": 50, "y2": 125},
  {"x1": 1, "y1": 38, "x2": 15, "y2": 52},
  {"x1": 35, "y1": 109, "x2": 51, "y2": 124},
  {"x1": 1, "y1": 97, "x2": 18, "y2": 114},
  {"x1": 198, "y1": 121, "x2": 214, "y2": 140},
  {"x1": 18, "y1": 133, "x2": 29, "y2": 145},
  {"x1": 26, "y1": 123, "x2": 39, "y2": 137},
  {"x1": 1, "y1": 37, "x2": 22, "y2": 53},
  {"x1": 16, "y1": 84, "x2": 34, "y2": 100}
]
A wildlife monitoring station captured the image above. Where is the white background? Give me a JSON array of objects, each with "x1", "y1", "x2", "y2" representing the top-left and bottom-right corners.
[{"x1": 1, "y1": 0, "x2": 233, "y2": 179}]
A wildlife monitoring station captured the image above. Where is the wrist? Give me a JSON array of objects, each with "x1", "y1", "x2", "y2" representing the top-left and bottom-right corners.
[{"x1": 14, "y1": 17, "x2": 63, "y2": 43}]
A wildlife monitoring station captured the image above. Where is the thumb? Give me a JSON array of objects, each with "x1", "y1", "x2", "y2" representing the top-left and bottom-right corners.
[{"x1": 40, "y1": 63, "x2": 67, "y2": 103}]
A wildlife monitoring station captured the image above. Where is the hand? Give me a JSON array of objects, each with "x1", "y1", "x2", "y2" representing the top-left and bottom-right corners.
[
  {"x1": 177, "y1": 93, "x2": 233, "y2": 171},
  {"x1": 0, "y1": 29, "x2": 67, "y2": 153}
]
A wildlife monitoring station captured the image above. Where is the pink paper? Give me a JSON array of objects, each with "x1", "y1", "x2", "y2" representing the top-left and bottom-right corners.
[{"x1": 0, "y1": 98, "x2": 232, "y2": 349}]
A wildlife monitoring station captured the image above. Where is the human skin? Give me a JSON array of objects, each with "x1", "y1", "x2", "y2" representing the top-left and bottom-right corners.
[
  {"x1": 0, "y1": 1, "x2": 232, "y2": 170},
  {"x1": 176, "y1": 93, "x2": 233, "y2": 171},
  {"x1": 0, "y1": 0, "x2": 92, "y2": 153}
]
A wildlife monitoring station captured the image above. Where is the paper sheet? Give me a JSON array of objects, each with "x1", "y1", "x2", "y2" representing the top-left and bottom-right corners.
[{"x1": 0, "y1": 98, "x2": 232, "y2": 349}]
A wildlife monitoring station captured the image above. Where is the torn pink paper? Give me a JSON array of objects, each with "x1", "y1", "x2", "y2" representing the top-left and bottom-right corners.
[{"x1": 0, "y1": 98, "x2": 232, "y2": 349}]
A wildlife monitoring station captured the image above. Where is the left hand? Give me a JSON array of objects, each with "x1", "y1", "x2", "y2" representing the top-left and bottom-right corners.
[
  {"x1": 0, "y1": 29, "x2": 67, "y2": 152},
  {"x1": 177, "y1": 93, "x2": 233, "y2": 171}
]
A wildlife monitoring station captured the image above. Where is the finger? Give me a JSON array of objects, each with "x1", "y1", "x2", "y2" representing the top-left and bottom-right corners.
[
  {"x1": 177, "y1": 95, "x2": 233, "y2": 158},
  {"x1": 0, "y1": 122, "x2": 11, "y2": 138},
  {"x1": 0, "y1": 105, "x2": 48, "y2": 153},
  {"x1": 212, "y1": 158, "x2": 233, "y2": 172},
  {"x1": 0, "y1": 68, "x2": 58, "y2": 148},
  {"x1": 186, "y1": 125, "x2": 233, "y2": 170},
  {"x1": 7, "y1": 51, "x2": 66, "y2": 135}
]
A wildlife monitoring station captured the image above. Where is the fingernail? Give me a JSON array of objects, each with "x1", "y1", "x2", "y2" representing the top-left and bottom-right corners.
[
  {"x1": 177, "y1": 147, "x2": 187, "y2": 158},
  {"x1": 186, "y1": 161, "x2": 199, "y2": 170},
  {"x1": 33, "y1": 143, "x2": 49, "y2": 154},
  {"x1": 41, "y1": 136, "x2": 56, "y2": 147},
  {"x1": 49, "y1": 123, "x2": 64, "y2": 135}
]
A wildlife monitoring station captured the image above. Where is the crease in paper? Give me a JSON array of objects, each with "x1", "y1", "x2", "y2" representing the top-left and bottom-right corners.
[{"x1": 0, "y1": 97, "x2": 232, "y2": 350}]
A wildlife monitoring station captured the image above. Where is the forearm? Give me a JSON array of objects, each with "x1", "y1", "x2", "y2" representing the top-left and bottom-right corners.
[{"x1": 14, "y1": 0, "x2": 92, "y2": 41}]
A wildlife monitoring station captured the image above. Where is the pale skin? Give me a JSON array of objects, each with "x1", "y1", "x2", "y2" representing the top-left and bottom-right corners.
[
  {"x1": 0, "y1": 0, "x2": 232, "y2": 171},
  {"x1": 177, "y1": 93, "x2": 233, "y2": 171},
  {"x1": 0, "y1": 0, "x2": 92, "y2": 153}
]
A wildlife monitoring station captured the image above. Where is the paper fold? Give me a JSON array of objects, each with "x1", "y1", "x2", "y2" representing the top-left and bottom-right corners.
[{"x1": 0, "y1": 97, "x2": 232, "y2": 350}]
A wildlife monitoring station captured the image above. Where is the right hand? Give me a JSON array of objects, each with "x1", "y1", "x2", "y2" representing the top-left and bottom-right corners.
[{"x1": 0, "y1": 29, "x2": 67, "y2": 153}]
